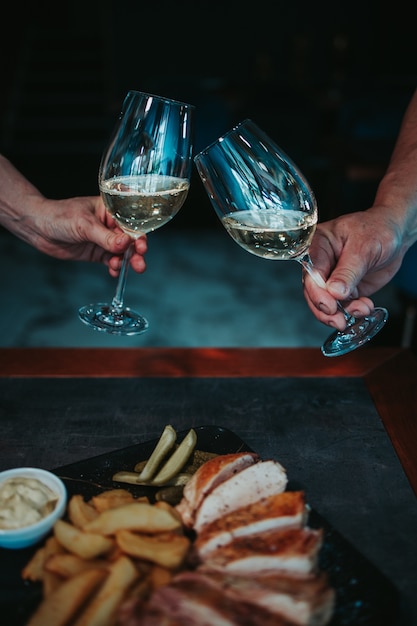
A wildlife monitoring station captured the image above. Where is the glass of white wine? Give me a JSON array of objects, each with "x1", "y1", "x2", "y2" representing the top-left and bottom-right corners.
[
  {"x1": 78, "y1": 90, "x2": 195, "y2": 335},
  {"x1": 194, "y1": 119, "x2": 388, "y2": 357}
]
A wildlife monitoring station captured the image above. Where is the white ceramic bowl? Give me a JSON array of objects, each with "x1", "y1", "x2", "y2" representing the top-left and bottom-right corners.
[{"x1": 0, "y1": 467, "x2": 67, "y2": 549}]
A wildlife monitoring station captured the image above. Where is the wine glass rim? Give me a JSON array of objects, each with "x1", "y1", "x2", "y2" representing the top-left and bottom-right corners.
[
  {"x1": 125, "y1": 89, "x2": 195, "y2": 109},
  {"x1": 194, "y1": 118, "x2": 265, "y2": 162}
]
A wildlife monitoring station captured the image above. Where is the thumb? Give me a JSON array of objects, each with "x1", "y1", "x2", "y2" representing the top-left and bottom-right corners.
[
  {"x1": 106, "y1": 231, "x2": 131, "y2": 254},
  {"x1": 326, "y1": 267, "x2": 364, "y2": 300},
  {"x1": 90, "y1": 224, "x2": 131, "y2": 254}
]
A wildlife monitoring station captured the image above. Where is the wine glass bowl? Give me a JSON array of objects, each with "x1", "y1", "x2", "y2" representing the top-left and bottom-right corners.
[
  {"x1": 78, "y1": 91, "x2": 194, "y2": 335},
  {"x1": 194, "y1": 119, "x2": 388, "y2": 357},
  {"x1": 100, "y1": 174, "x2": 189, "y2": 238}
]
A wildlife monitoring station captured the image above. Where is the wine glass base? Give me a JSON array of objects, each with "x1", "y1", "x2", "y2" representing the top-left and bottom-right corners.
[
  {"x1": 78, "y1": 303, "x2": 149, "y2": 336},
  {"x1": 321, "y1": 307, "x2": 389, "y2": 357}
]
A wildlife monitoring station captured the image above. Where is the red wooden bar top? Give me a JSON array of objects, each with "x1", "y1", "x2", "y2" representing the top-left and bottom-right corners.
[
  {"x1": 1, "y1": 346, "x2": 416, "y2": 496},
  {"x1": 0, "y1": 345, "x2": 409, "y2": 377}
]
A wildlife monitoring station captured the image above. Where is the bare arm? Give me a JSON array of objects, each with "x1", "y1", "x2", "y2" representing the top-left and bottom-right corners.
[
  {"x1": 0, "y1": 155, "x2": 147, "y2": 277},
  {"x1": 304, "y1": 89, "x2": 417, "y2": 330}
]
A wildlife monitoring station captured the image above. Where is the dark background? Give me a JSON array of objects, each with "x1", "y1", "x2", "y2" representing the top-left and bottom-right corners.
[{"x1": 2, "y1": 0, "x2": 416, "y2": 228}]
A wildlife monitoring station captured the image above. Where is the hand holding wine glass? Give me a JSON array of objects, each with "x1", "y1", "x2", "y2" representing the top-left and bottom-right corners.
[
  {"x1": 194, "y1": 119, "x2": 388, "y2": 357},
  {"x1": 79, "y1": 91, "x2": 194, "y2": 335}
]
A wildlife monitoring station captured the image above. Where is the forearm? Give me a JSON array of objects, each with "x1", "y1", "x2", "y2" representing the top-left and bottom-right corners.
[
  {"x1": 0, "y1": 154, "x2": 46, "y2": 244},
  {"x1": 371, "y1": 89, "x2": 417, "y2": 250}
]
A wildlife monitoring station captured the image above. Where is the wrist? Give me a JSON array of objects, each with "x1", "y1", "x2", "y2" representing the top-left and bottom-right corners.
[{"x1": 373, "y1": 174, "x2": 417, "y2": 250}]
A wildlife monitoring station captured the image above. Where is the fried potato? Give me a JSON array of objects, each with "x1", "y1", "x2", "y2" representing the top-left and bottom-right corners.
[
  {"x1": 116, "y1": 529, "x2": 190, "y2": 569},
  {"x1": 154, "y1": 499, "x2": 183, "y2": 524},
  {"x1": 44, "y1": 537, "x2": 66, "y2": 595},
  {"x1": 68, "y1": 494, "x2": 99, "y2": 528},
  {"x1": 84, "y1": 502, "x2": 181, "y2": 536},
  {"x1": 42, "y1": 570, "x2": 62, "y2": 598},
  {"x1": 149, "y1": 564, "x2": 174, "y2": 589},
  {"x1": 126, "y1": 576, "x2": 152, "y2": 602},
  {"x1": 26, "y1": 568, "x2": 107, "y2": 626},
  {"x1": 22, "y1": 536, "x2": 65, "y2": 584},
  {"x1": 22, "y1": 546, "x2": 47, "y2": 582},
  {"x1": 45, "y1": 553, "x2": 109, "y2": 578},
  {"x1": 71, "y1": 555, "x2": 139, "y2": 626},
  {"x1": 90, "y1": 489, "x2": 137, "y2": 512},
  {"x1": 45, "y1": 536, "x2": 66, "y2": 556},
  {"x1": 22, "y1": 480, "x2": 193, "y2": 625},
  {"x1": 54, "y1": 519, "x2": 114, "y2": 559}
]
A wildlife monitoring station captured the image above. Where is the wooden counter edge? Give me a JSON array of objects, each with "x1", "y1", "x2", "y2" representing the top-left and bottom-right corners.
[
  {"x1": 364, "y1": 348, "x2": 417, "y2": 498},
  {"x1": 0, "y1": 346, "x2": 407, "y2": 377}
]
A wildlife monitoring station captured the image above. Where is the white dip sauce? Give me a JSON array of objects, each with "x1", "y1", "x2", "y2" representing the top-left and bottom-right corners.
[{"x1": 0, "y1": 477, "x2": 58, "y2": 529}]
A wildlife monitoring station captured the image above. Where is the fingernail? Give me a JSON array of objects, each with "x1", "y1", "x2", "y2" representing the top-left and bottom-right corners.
[
  {"x1": 329, "y1": 280, "x2": 349, "y2": 298},
  {"x1": 351, "y1": 309, "x2": 369, "y2": 318},
  {"x1": 318, "y1": 302, "x2": 331, "y2": 315}
]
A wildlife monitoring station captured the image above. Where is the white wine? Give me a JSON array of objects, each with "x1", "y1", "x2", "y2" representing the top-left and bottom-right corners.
[
  {"x1": 222, "y1": 209, "x2": 316, "y2": 260},
  {"x1": 100, "y1": 175, "x2": 189, "y2": 236}
]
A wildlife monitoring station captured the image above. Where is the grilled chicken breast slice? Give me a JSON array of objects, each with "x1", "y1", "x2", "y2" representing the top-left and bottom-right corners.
[
  {"x1": 116, "y1": 596, "x2": 183, "y2": 626},
  {"x1": 147, "y1": 578, "x2": 244, "y2": 626},
  {"x1": 148, "y1": 574, "x2": 300, "y2": 626},
  {"x1": 194, "y1": 491, "x2": 308, "y2": 558},
  {"x1": 176, "y1": 452, "x2": 260, "y2": 528},
  {"x1": 194, "y1": 459, "x2": 288, "y2": 532},
  {"x1": 202, "y1": 527, "x2": 323, "y2": 577},
  {"x1": 191, "y1": 570, "x2": 336, "y2": 626}
]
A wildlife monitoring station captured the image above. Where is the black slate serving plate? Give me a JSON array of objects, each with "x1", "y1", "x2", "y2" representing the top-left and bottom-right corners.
[{"x1": 0, "y1": 425, "x2": 400, "y2": 626}]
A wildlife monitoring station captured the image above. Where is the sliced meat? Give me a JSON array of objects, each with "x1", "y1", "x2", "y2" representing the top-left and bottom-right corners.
[
  {"x1": 201, "y1": 527, "x2": 323, "y2": 577},
  {"x1": 148, "y1": 573, "x2": 299, "y2": 626},
  {"x1": 147, "y1": 577, "x2": 243, "y2": 626},
  {"x1": 116, "y1": 451, "x2": 335, "y2": 626},
  {"x1": 194, "y1": 459, "x2": 288, "y2": 532},
  {"x1": 190, "y1": 570, "x2": 336, "y2": 626},
  {"x1": 115, "y1": 596, "x2": 182, "y2": 626},
  {"x1": 194, "y1": 491, "x2": 308, "y2": 558},
  {"x1": 176, "y1": 452, "x2": 260, "y2": 528}
]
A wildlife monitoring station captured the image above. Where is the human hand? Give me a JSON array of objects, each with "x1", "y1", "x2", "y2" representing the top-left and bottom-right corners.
[
  {"x1": 303, "y1": 208, "x2": 405, "y2": 330},
  {"x1": 24, "y1": 195, "x2": 147, "y2": 278}
]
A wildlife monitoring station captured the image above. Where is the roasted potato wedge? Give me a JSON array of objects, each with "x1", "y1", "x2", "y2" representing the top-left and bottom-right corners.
[
  {"x1": 54, "y1": 519, "x2": 114, "y2": 559},
  {"x1": 26, "y1": 568, "x2": 107, "y2": 626},
  {"x1": 115, "y1": 529, "x2": 190, "y2": 569},
  {"x1": 84, "y1": 502, "x2": 181, "y2": 536},
  {"x1": 71, "y1": 556, "x2": 139, "y2": 626},
  {"x1": 68, "y1": 494, "x2": 99, "y2": 528}
]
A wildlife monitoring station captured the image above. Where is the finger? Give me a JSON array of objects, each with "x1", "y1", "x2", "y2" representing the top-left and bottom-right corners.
[
  {"x1": 304, "y1": 272, "x2": 376, "y2": 329},
  {"x1": 130, "y1": 253, "x2": 146, "y2": 274},
  {"x1": 324, "y1": 251, "x2": 370, "y2": 301},
  {"x1": 342, "y1": 296, "x2": 375, "y2": 318},
  {"x1": 107, "y1": 252, "x2": 146, "y2": 277},
  {"x1": 133, "y1": 235, "x2": 148, "y2": 255},
  {"x1": 107, "y1": 232, "x2": 131, "y2": 253},
  {"x1": 303, "y1": 287, "x2": 347, "y2": 330},
  {"x1": 85, "y1": 220, "x2": 131, "y2": 255},
  {"x1": 303, "y1": 272, "x2": 339, "y2": 316}
]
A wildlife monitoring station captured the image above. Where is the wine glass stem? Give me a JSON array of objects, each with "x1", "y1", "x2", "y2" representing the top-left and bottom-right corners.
[
  {"x1": 336, "y1": 301, "x2": 357, "y2": 327},
  {"x1": 111, "y1": 243, "x2": 133, "y2": 313},
  {"x1": 298, "y1": 255, "x2": 356, "y2": 327}
]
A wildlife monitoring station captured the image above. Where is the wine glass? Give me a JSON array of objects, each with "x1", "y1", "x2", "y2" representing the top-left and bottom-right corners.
[
  {"x1": 78, "y1": 90, "x2": 195, "y2": 335},
  {"x1": 194, "y1": 119, "x2": 388, "y2": 357}
]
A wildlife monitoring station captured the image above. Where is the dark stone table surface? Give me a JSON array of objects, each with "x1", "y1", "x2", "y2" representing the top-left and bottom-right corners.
[{"x1": 1, "y1": 347, "x2": 416, "y2": 624}]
